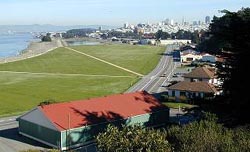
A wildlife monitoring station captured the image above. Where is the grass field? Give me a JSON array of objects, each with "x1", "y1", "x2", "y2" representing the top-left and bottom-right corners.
[
  {"x1": 0, "y1": 44, "x2": 165, "y2": 116},
  {"x1": 70, "y1": 44, "x2": 164, "y2": 75}
]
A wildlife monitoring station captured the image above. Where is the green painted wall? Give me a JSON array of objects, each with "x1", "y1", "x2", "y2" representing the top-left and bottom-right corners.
[
  {"x1": 19, "y1": 119, "x2": 61, "y2": 147},
  {"x1": 61, "y1": 109, "x2": 169, "y2": 149}
]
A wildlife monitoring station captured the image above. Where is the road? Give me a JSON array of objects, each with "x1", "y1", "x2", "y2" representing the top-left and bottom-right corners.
[
  {"x1": 126, "y1": 44, "x2": 177, "y2": 94},
  {"x1": 0, "y1": 116, "x2": 51, "y2": 152}
]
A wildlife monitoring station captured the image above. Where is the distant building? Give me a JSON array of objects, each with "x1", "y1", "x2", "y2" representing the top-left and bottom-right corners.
[
  {"x1": 164, "y1": 18, "x2": 170, "y2": 25},
  {"x1": 193, "y1": 21, "x2": 198, "y2": 26},
  {"x1": 198, "y1": 20, "x2": 201, "y2": 25},
  {"x1": 159, "y1": 39, "x2": 191, "y2": 46},
  {"x1": 99, "y1": 26, "x2": 102, "y2": 31},
  {"x1": 170, "y1": 19, "x2": 174, "y2": 26},
  {"x1": 124, "y1": 22, "x2": 129, "y2": 28},
  {"x1": 205, "y1": 16, "x2": 211, "y2": 24},
  {"x1": 181, "y1": 50, "x2": 201, "y2": 63},
  {"x1": 17, "y1": 91, "x2": 169, "y2": 151}
]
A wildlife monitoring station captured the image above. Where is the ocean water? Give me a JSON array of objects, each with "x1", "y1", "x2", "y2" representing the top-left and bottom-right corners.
[{"x1": 0, "y1": 33, "x2": 38, "y2": 57}]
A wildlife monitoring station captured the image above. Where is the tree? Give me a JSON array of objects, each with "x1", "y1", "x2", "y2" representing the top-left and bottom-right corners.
[
  {"x1": 41, "y1": 33, "x2": 52, "y2": 42},
  {"x1": 96, "y1": 125, "x2": 172, "y2": 152},
  {"x1": 155, "y1": 30, "x2": 170, "y2": 40},
  {"x1": 198, "y1": 8, "x2": 250, "y2": 124},
  {"x1": 166, "y1": 113, "x2": 250, "y2": 152}
]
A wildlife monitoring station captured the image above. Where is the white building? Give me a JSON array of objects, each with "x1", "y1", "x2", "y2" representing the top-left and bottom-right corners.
[
  {"x1": 181, "y1": 53, "x2": 202, "y2": 63},
  {"x1": 159, "y1": 39, "x2": 191, "y2": 46},
  {"x1": 181, "y1": 50, "x2": 201, "y2": 63}
]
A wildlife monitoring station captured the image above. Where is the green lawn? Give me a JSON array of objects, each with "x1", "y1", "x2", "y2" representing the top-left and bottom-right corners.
[
  {"x1": 0, "y1": 72, "x2": 137, "y2": 116},
  {"x1": 0, "y1": 47, "x2": 131, "y2": 76},
  {"x1": 70, "y1": 44, "x2": 165, "y2": 75},
  {"x1": 0, "y1": 44, "x2": 164, "y2": 116}
]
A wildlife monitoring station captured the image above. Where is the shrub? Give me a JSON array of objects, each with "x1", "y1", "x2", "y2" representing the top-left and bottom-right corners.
[{"x1": 96, "y1": 125, "x2": 172, "y2": 152}]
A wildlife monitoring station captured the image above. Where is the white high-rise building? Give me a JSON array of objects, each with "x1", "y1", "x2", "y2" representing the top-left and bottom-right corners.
[{"x1": 170, "y1": 19, "x2": 174, "y2": 26}]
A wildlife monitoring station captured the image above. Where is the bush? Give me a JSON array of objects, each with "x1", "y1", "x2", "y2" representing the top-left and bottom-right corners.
[
  {"x1": 96, "y1": 125, "x2": 172, "y2": 152},
  {"x1": 166, "y1": 120, "x2": 231, "y2": 152}
]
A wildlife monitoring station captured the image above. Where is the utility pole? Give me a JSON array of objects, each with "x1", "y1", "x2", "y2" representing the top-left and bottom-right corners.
[{"x1": 67, "y1": 113, "x2": 71, "y2": 150}]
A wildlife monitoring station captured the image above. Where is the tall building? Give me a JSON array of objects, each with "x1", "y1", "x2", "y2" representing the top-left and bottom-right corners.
[
  {"x1": 205, "y1": 16, "x2": 211, "y2": 24},
  {"x1": 124, "y1": 22, "x2": 129, "y2": 28},
  {"x1": 193, "y1": 21, "x2": 198, "y2": 26},
  {"x1": 182, "y1": 17, "x2": 185, "y2": 25},
  {"x1": 198, "y1": 20, "x2": 201, "y2": 25},
  {"x1": 170, "y1": 19, "x2": 174, "y2": 26},
  {"x1": 164, "y1": 18, "x2": 170, "y2": 25},
  {"x1": 99, "y1": 26, "x2": 102, "y2": 31}
]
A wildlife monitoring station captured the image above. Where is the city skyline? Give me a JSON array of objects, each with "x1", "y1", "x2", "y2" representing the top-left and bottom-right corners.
[{"x1": 0, "y1": 0, "x2": 249, "y2": 26}]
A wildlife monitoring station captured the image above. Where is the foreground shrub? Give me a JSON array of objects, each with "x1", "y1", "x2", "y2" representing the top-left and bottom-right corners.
[{"x1": 96, "y1": 125, "x2": 172, "y2": 152}]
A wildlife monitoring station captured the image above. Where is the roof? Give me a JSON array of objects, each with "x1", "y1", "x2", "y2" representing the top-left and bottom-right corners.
[
  {"x1": 181, "y1": 49, "x2": 200, "y2": 55},
  {"x1": 38, "y1": 91, "x2": 167, "y2": 131},
  {"x1": 168, "y1": 81, "x2": 217, "y2": 93},
  {"x1": 184, "y1": 67, "x2": 215, "y2": 79}
]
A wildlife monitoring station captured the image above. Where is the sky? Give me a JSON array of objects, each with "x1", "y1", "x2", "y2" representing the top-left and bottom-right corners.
[{"x1": 0, "y1": 0, "x2": 249, "y2": 26}]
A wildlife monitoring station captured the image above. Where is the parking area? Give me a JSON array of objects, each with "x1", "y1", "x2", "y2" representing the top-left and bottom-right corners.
[{"x1": 0, "y1": 126, "x2": 49, "y2": 152}]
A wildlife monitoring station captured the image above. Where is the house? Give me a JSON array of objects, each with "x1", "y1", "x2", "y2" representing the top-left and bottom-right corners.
[
  {"x1": 201, "y1": 53, "x2": 217, "y2": 63},
  {"x1": 183, "y1": 67, "x2": 218, "y2": 85},
  {"x1": 17, "y1": 91, "x2": 169, "y2": 151},
  {"x1": 168, "y1": 81, "x2": 218, "y2": 100},
  {"x1": 181, "y1": 50, "x2": 202, "y2": 63}
]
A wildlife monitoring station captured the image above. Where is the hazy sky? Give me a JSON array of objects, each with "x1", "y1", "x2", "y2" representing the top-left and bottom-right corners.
[{"x1": 0, "y1": 0, "x2": 249, "y2": 26}]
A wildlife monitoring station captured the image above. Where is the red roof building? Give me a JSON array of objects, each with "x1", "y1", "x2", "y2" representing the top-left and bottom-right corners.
[{"x1": 18, "y1": 91, "x2": 169, "y2": 150}]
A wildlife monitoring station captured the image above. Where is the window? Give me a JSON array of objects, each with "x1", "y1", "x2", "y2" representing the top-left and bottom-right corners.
[
  {"x1": 180, "y1": 91, "x2": 186, "y2": 96},
  {"x1": 198, "y1": 93, "x2": 201, "y2": 98},
  {"x1": 172, "y1": 91, "x2": 175, "y2": 97}
]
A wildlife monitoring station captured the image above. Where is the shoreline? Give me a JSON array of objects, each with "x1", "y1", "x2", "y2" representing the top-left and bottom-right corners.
[
  {"x1": 0, "y1": 38, "x2": 65, "y2": 64},
  {"x1": 0, "y1": 37, "x2": 116, "y2": 64}
]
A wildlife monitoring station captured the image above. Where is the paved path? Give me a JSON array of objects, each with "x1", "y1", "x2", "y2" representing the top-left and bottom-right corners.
[
  {"x1": 0, "y1": 71, "x2": 134, "y2": 78},
  {"x1": 0, "y1": 116, "x2": 49, "y2": 152},
  {"x1": 65, "y1": 47, "x2": 144, "y2": 77},
  {"x1": 126, "y1": 45, "x2": 177, "y2": 94}
]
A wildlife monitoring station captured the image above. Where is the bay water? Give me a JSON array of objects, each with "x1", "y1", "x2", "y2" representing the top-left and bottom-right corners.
[{"x1": 0, "y1": 33, "x2": 38, "y2": 58}]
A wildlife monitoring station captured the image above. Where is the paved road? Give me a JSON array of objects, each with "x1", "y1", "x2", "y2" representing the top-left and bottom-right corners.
[
  {"x1": 0, "y1": 116, "x2": 51, "y2": 152},
  {"x1": 126, "y1": 44, "x2": 177, "y2": 94}
]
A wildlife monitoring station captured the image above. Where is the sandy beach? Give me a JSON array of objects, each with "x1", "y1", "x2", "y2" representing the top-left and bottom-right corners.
[{"x1": 0, "y1": 39, "x2": 65, "y2": 64}]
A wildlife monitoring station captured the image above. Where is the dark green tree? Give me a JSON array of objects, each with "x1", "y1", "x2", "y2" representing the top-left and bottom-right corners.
[
  {"x1": 41, "y1": 33, "x2": 52, "y2": 42},
  {"x1": 198, "y1": 8, "x2": 250, "y2": 124},
  {"x1": 155, "y1": 30, "x2": 170, "y2": 40}
]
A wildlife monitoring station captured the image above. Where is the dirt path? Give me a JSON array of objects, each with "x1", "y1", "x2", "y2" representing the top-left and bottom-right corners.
[
  {"x1": 65, "y1": 47, "x2": 144, "y2": 77},
  {"x1": 0, "y1": 70, "x2": 134, "y2": 78}
]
